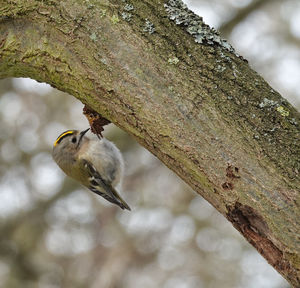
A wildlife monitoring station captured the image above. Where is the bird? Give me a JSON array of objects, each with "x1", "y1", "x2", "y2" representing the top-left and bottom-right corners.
[{"x1": 52, "y1": 128, "x2": 131, "y2": 210}]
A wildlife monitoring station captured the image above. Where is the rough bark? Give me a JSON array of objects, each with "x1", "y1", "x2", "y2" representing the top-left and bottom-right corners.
[{"x1": 0, "y1": 0, "x2": 299, "y2": 286}]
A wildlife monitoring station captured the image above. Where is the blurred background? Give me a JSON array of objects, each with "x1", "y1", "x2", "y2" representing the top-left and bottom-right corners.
[{"x1": 0, "y1": 0, "x2": 299, "y2": 287}]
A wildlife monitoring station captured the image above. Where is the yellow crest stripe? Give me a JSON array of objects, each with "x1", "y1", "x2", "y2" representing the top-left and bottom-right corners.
[{"x1": 54, "y1": 130, "x2": 74, "y2": 146}]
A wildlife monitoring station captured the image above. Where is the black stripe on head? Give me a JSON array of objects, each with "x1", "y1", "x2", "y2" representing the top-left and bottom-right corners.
[{"x1": 54, "y1": 130, "x2": 75, "y2": 146}]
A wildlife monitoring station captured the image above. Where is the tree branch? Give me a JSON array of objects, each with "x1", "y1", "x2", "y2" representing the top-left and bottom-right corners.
[
  {"x1": 0, "y1": 0, "x2": 299, "y2": 285},
  {"x1": 219, "y1": 0, "x2": 279, "y2": 37}
]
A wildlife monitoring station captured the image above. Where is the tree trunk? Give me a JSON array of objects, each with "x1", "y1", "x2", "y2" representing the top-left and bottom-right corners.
[{"x1": 0, "y1": 0, "x2": 299, "y2": 286}]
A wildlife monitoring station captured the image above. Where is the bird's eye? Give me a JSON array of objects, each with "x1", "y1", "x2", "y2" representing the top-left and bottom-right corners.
[{"x1": 71, "y1": 137, "x2": 77, "y2": 143}]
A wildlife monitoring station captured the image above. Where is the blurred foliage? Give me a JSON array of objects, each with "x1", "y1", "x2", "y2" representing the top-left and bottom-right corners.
[{"x1": 1, "y1": 0, "x2": 299, "y2": 287}]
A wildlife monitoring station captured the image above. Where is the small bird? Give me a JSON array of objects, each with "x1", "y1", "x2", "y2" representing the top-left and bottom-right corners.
[{"x1": 52, "y1": 128, "x2": 131, "y2": 210}]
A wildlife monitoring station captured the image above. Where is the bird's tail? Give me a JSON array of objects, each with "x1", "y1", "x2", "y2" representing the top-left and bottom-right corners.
[
  {"x1": 112, "y1": 189, "x2": 131, "y2": 211},
  {"x1": 82, "y1": 159, "x2": 131, "y2": 210},
  {"x1": 89, "y1": 184, "x2": 131, "y2": 210}
]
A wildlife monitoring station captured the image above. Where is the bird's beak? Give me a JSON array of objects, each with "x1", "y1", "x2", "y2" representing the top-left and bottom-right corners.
[{"x1": 77, "y1": 128, "x2": 90, "y2": 148}]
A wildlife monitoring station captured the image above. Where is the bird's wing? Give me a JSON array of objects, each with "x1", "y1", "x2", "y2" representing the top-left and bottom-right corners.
[{"x1": 81, "y1": 159, "x2": 131, "y2": 211}]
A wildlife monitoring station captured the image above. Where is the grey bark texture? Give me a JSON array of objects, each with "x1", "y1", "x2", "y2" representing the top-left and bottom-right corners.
[{"x1": 0, "y1": 0, "x2": 299, "y2": 286}]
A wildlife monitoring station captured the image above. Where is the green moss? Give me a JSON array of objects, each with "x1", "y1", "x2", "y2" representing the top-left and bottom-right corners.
[
  {"x1": 2, "y1": 33, "x2": 19, "y2": 53},
  {"x1": 168, "y1": 57, "x2": 179, "y2": 65},
  {"x1": 110, "y1": 14, "x2": 120, "y2": 24},
  {"x1": 99, "y1": 9, "x2": 107, "y2": 18},
  {"x1": 276, "y1": 106, "x2": 289, "y2": 117}
]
